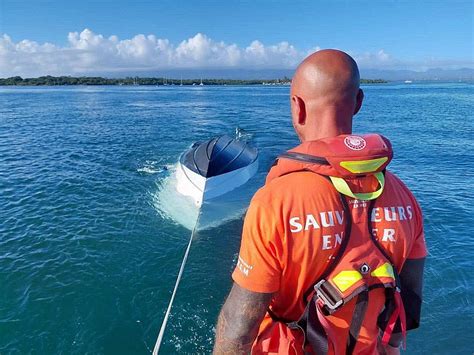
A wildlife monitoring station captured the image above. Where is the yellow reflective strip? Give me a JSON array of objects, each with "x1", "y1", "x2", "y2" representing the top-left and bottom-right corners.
[
  {"x1": 340, "y1": 157, "x2": 388, "y2": 174},
  {"x1": 329, "y1": 172, "x2": 385, "y2": 201},
  {"x1": 332, "y1": 270, "x2": 363, "y2": 292},
  {"x1": 371, "y1": 262, "x2": 395, "y2": 279}
]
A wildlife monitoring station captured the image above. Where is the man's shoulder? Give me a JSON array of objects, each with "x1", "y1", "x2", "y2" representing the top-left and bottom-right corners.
[
  {"x1": 384, "y1": 171, "x2": 423, "y2": 215},
  {"x1": 253, "y1": 171, "x2": 331, "y2": 204}
]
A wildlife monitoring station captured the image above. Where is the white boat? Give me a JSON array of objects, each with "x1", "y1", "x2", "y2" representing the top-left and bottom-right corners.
[
  {"x1": 404, "y1": 80, "x2": 413, "y2": 84},
  {"x1": 176, "y1": 135, "x2": 258, "y2": 206}
]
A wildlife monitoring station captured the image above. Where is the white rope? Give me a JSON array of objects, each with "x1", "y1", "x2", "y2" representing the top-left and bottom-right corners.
[{"x1": 152, "y1": 213, "x2": 201, "y2": 355}]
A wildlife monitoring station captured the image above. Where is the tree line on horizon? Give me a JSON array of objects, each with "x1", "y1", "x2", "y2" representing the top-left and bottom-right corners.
[{"x1": 0, "y1": 75, "x2": 387, "y2": 86}]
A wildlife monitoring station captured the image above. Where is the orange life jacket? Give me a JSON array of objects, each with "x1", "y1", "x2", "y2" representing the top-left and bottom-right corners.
[{"x1": 267, "y1": 134, "x2": 406, "y2": 355}]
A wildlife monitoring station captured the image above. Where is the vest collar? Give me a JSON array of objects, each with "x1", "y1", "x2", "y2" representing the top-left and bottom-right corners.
[{"x1": 266, "y1": 134, "x2": 393, "y2": 184}]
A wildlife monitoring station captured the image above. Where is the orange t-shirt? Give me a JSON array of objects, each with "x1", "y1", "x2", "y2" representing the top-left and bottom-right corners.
[{"x1": 232, "y1": 171, "x2": 427, "y2": 355}]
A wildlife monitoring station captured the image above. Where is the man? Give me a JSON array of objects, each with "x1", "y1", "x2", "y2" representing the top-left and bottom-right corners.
[{"x1": 213, "y1": 50, "x2": 426, "y2": 355}]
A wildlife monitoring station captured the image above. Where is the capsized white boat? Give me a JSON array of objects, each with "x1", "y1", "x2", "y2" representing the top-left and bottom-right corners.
[{"x1": 176, "y1": 135, "x2": 258, "y2": 206}]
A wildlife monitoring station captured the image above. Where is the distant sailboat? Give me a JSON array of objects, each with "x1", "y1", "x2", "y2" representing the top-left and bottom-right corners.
[
  {"x1": 199, "y1": 78, "x2": 204, "y2": 86},
  {"x1": 180, "y1": 76, "x2": 183, "y2": 86}
]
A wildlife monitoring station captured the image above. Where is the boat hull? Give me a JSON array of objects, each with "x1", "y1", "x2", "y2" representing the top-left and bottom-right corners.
[{"x1": 176, "y1": 158, "x2": 258, "y2": 206}]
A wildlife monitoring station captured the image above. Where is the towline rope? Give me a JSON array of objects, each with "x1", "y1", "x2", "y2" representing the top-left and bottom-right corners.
[{"x1": 152, "y1": 212, "x2": 201, "y2": 354}]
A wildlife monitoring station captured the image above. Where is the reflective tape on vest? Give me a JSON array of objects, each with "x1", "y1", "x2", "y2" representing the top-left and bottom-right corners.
[
  {"x1": 370, "y1": 262, "x2": 395, "y2": 279},
  {"x1": 332, "y1": 270, "x2": 363, "y2": 292},
  {"x1": 329, "y1": 172, "x2": 385, "y2": 201},
  {"x1": 339, "y1": 157, "x2": 389, "y2": 174}
]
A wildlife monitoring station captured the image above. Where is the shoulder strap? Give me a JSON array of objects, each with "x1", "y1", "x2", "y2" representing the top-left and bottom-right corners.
[
  {"x1": 366, "y1": 198, "x2": 399, "y2": 279},
  {"x1": 278, "y1": 152, "x2": 330, "y2": 165},
  {"x1": 302, "y1": 189, "x2": 352, "y2": 303}
]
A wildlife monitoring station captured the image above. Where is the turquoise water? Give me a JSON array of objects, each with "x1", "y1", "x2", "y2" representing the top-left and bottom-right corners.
[{"x1": 0, "y1": 83, "x2": 473, "y2": 354}]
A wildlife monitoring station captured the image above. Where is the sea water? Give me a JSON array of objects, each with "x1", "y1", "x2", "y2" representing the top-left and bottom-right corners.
[{"x1": 0, "y1": 83, "x2": 473, "y2": 354}]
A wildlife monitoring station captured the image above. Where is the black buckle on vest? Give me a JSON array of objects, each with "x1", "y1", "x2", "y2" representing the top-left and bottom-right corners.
[{"x1": 314, "y1": 279, "x2": 344, "y2": 313}]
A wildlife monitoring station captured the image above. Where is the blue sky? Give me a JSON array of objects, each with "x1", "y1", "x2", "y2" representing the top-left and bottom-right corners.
[{"x1": 0, "y1": 0, "x2": 472, "y2": 76}]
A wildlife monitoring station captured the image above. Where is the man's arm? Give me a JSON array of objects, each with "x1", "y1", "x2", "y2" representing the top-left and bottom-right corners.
[
  {"x1": 213, "y1": 283, "x2": 273, "y2": 355},
  {"x1": 399, "y1": 257, "x2": 425, "y2": 330}
]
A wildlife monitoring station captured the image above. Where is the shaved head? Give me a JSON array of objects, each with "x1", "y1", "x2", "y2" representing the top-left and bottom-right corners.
[{"x1": 290, "y1": 49, "x2": 363, "y2": 142}]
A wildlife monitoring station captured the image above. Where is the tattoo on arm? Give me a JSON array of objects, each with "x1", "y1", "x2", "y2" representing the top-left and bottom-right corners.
[{"x1": 213, "y1": 283, "x2": 273, "y2": 355}]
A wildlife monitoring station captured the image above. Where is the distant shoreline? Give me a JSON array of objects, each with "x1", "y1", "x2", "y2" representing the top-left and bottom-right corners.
[{"x1": 0, "y1": 76, "x2": 388, "y2": 86}]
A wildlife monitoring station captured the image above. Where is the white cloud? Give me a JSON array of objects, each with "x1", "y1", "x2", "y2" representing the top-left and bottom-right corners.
[
  {"x1": 0, "y1": 29, "x2": 471, "y2": 77},
  {"x1": 1, "y1": 29, "x2": 310, "y2": 76},
  {"x1": 351, "y1": 49, "x2": 394, "y2": 68}
]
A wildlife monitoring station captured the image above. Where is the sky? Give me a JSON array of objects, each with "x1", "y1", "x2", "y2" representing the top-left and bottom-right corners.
[{"x1": 0, "y1": 0, "x2": 473, "y2": 77}]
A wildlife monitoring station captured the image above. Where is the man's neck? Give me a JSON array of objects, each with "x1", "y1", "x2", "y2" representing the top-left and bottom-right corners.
[
  {"x1": 300, "y1": 111, "x2": 353, "y2": 142},
  {"x1": 302, "y1": 126, "x2": 352, "y2": 142}
]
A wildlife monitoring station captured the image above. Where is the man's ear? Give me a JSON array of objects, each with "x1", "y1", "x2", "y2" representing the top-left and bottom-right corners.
[
  {"x1": 354, "y1": 89, "x2": 364, "y2": 115},
  {"x1": 291, "y1": 95, "x2": 306, "y2": 125}
]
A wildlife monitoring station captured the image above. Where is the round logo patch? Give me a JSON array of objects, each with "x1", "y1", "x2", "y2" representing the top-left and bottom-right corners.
[{"x1": 344, "y1": 136, "x2": 366, "y2": 150}]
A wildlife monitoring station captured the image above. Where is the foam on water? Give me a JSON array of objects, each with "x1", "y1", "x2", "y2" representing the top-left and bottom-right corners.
[
  {"x1": 137, "y1": 161, "x2": 173, "y2": 175},
  {"x1": 153, "y1": 163, "x2": 258, "y2": 231},
  {"x1": 153, "y1": 166, "x2": 200, "y2": 230}
]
